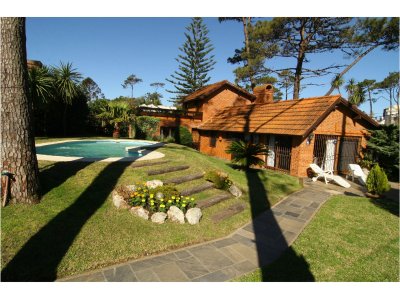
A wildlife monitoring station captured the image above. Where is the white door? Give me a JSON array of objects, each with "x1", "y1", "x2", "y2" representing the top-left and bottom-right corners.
[{"x1": 267, "y1": 135, "x2": 275, "y2": 167}]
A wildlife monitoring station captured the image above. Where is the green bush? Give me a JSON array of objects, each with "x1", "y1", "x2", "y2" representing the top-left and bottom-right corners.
[
  {"x1": 163, "y1": 136, "x2": 175, "y2": 143},
  {"x1": 366, "y1": 164, "x2": 391, "y2": 195},
  {"x1": 226, "y1": 140, "x2": 269, "y2": 170},
  {"x1": 135, "y1": 116, "x2": 160, "y2": 140},
  {"x1": 174, "y1": 126, "x2": 193, "y2": 146},
  {"x1": 205, "y1": 170, "x2": 232, "y2": 190}
]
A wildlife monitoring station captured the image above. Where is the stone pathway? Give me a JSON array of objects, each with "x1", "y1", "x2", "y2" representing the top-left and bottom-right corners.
[{"x1": 60, "y1": 182, "x2": 335, "y2": 282}]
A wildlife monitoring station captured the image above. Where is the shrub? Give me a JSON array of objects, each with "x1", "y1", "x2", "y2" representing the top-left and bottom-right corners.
[
  {"x1": 163, "y1": 136, "x2": 175, "y2": 143},
  {"x1": 205, "y1": 170, "x2": 233, "y2": 190},
  {"x1": 366, "y1": 164, "x2": 391, "y2": 196},
  {"x1": 226, "y1": 140, "x2": 269, "y2": 170},
  {"x1": 174, "y1": 126, "x2": 193, "y2": 147},
  {"x1": 135, "y1": 116, "x2": 160, "y2": 140}
]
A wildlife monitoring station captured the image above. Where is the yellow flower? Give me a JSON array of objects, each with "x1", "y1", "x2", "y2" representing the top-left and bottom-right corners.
[
  {"x1": 191, "y1": 198, "x2": 195, "y2": 201},
  {"x1": 181, "y1": 204, "x2": 186, "y2": 208},
  {"x1": 172, "y1": 196, "x2": 175, "y2": 199},
  {"x1": 183, "y1": 200, "x2": 186, "y2": 203},
  {"x1": 160, "y1": 198, "x2": 164, "y2": 202},
  {"x1": 141, "y1": 199, "x2": 145, "y2": 202},
  {"x1": 168, "y1": 200, "x2": 172, "y2": 203},
  {"x1": 160, "y1": 204, "x2": 165, "y2": 208},
  {"x1": 150, "y1": 202, "x2": 154, "y2": 206},
  {"x1": 185, "y1": 197, "x2": 189, "y2": 200},
  {"x1": 150, "y1": 194, "x2": 154, "y2": 199}
]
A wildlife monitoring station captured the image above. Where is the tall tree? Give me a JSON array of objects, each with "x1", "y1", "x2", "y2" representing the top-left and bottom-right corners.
[
  {"x1": 166, "y1": 17, "x2": 216, "y2": 104},
  {"x1": 376, "y1": 72, "x2": 400, "y2": 124},
  {"x1": 359, "y1": 79, "x2": 377, "y2": 117},
  {"x1": 52, "y1": 62, "x2": 83, "y2": 136},
  {"x1": 150, "y1": 82, "x2": 165, "y2": 93},
  {"x1": 277, "y1": 70, "x2": 295, "y2": 100},
  {"x1": 81, "y1": 77, "x2": 104, "y2": 101},
  {"x1": 326, "y1": 17, "x2": 399, "y2": 95},
  {"x1": 345, "y1": 78, "x2": 366, "y2": 106},
  {"x1": 251, "y1": 17, "x2": 353, "y2": 99},
  {"x1": 330, "y1": 74, "x2": 345, "y2": 95},
  {"x1": 219, "y1": 17, "x2": 258, "y2": 89},
  {"x1": 122, "y1": 74, "x2": 142, "y2": 98},
  {"x1": 0, "y1": 17, "x2": 40, "y2": 204}
]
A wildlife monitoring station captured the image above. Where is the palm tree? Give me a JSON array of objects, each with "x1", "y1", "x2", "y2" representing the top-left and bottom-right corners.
[
  {"x1": 359, "y1": 79, "x2": 377, "y2": 117},
  {"x1": 345, "y1": 79, "x2": 366, "y2": 106},
  {"x1": 97, "y1": 101, "x2": 133, "y2": 138},
  {"x1": 1, "y1": 17, "x2": 40, "y2": 204},
  {"x1": 28, "y1": 66, "x2": 54, "y2": 135},
  {"x1": 52, "y1": 62, "x2": 82, "y2": 136},
  {"x1": 331, "y1": 74, "x2": 344, "y2": 95},
  {"x1": 225, "y1": 140, "x2": 269, "y2": 170}
]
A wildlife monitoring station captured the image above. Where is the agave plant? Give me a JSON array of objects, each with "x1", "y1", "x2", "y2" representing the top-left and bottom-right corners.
[{"x1": 226, "y1": 140, "x2": 269, "y2": 170}]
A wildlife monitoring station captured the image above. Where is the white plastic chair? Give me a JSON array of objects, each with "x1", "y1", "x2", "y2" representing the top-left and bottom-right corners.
[
  {"x1": 347, "y1": 164, "x2": 367, "y2": 186},
  {"x1": 309, "y1": 163, "x2": 351, "y2": 188}
]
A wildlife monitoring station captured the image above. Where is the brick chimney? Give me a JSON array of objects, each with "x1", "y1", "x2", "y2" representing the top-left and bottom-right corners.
[{"x1": 253, "y1": 84, "x2": 274, "y2": 104}]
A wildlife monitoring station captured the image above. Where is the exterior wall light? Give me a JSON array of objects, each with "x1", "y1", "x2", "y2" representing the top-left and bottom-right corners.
[{"x1": 306, "y1": 133, "x2": 314, "y2": 145}]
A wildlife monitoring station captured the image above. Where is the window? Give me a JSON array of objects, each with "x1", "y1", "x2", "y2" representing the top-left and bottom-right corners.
[
  {"x1": 253, "y1": 134, "x2": 259, "y2": 144},
  {"x1": 210, "y1": 132, "x2": 217, "y2": 147}
]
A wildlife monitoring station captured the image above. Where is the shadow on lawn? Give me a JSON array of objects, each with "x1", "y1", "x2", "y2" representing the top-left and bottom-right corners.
[{"x1": 1, "y1": 162, "x2": 130, "y2": 281}]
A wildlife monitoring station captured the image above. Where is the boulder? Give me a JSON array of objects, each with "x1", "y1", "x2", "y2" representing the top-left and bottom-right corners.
[
  {"x1": 151, "y1": 212, "x2": 167, "y2": 224},
  {"x1": 130, "y1": 206, "x2": 149, "y2": 220},
  {"x1": 155, "y1": 192, "x2": 164, "y2": 200},
  {"x1": 185, "y1": 208, "x2": 202, "y2": 225},
  {"x1": 228, "y1": 184, "x2": 242, "y2": 197},
  {"x1": 167, "y1": 206, "x2": 185, "y2": 224},
  {"x1": 146, "y1": 180, "x2": 163, "y2": 189},
  {"x1": 125, "y1": 184, "x2": 137, "y2": 192},
  {"x1": 112, "y1": 191, "x2": 130, "y2": 209}
]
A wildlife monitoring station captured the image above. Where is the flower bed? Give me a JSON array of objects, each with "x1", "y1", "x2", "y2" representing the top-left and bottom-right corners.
[{"x1": 112, "y1": 181, "x2": 202, "y2": 225}]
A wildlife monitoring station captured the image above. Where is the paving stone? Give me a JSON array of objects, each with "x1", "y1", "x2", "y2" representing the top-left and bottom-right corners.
[
  {"x1": 211, "y1": 238, "x2": 237, "y2": 249},
  {"x1": 233, "y1": 260, "x2": 258, "y2": 276},
  {"x1": 219, "y1": 245, "x2": 248, "y2": 264},
  {"x1": 130, "y1": 159, "x2": 169, "y2": 168},
  {"x1": 147, "y1": 165, "x2": 190, "y2": 176},
  {"x1": 176, "y1": 256, "x2": 210, "y2": 279},
  {"x1": 285, "y1": 211, "x2": 300, "y2": 218},
  {"x1": 174, "y1": 250, "x2": 192, "y2": 260},
  {"x1": 103, "y1": 265, "x2": 137, "y2": 282},
  {"x1": 281, "y1": 213, "x2": 307, "y2": 223},
  {"x1": 282, "y1": 230, "x2": 297, "y2": 244},
  {"x1": 163, "y1": 173, "x2": 204, "y2": 185},
  {"x1": 188, "y1": 245, "x2": 234, "y2": 272},
  {"x1": 148, "y1": 252, "x2": 177, "y2": 265},
  {"x1": 192, "y1": 269, "x2": 235, "y2": 282},
  {"x1": 180, "y1": 182, "x2": 214, "y2": 196},
  {"x1": 134, "y1": 268, "x2": 160, "y2": 282},
  {"x1": 227, "y1": 243, "x2": 260, "y2": 266},
  {"x1": 152, "y1": 262, "x2": 189, "y2": 282},
  {"x1": 65, "y1": 272, "x2": 106, "y2": 282},
  {"x1": 130, "y1": 259, "x2": 158, "y2": 272},
  {"x1": 196, "y1": 193, "x2": 231, "y2": 209},
  {"x1": 309, "y1": 202, "x2": 320, "y2": 209}
]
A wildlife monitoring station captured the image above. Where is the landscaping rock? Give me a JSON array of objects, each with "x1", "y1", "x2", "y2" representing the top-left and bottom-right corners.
[
  {"x1": 130, "y1": 206, "x2": 149, "y2": 220},
  {"x1": 185, "y1": 208, "x2": 202, "y2": 225},
  {"x1": 112, "y1": 191, "x2": 130, "y2": 209},
  {"x1": 155, "y1": 192, "x2": 164, "y2": 200},
  {"x1": 125, "y1": 184, "x2": 137, "y2": 192},
  {"x1": 146, "y1": 180, "x2": 163, "y2": 189},
  {"x1": 167, "y1": 206, "x2": 185, "y2": 224},
  {"x1": 151, "y1": 212, "x2": 167, "y2": 224},
  {"x1": 228, "y1": 184, "x2": 242, "y2": 197}
]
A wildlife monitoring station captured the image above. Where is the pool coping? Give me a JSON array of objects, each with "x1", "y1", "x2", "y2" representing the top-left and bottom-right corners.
[{"x1": 35, "y1": 139, "x2": 165, "y2": 162}]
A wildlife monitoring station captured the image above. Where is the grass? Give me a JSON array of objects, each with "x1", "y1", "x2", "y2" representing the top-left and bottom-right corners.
[
  {"x1": 1, "y1": 137, "x2": 301, "y2": 281},
  {"x1": 235, "y1": 195, "x2": 399, "y2": 282}
]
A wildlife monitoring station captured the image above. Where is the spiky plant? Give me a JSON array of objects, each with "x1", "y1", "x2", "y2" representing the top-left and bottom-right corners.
[{"x1": 226, "y1": 140, "x2": 269, "y2": 170}]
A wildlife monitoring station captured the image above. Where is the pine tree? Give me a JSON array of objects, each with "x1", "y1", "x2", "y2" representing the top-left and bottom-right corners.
[{"x1": 166, "y1": 17, "x2": 216, "y2": 104}]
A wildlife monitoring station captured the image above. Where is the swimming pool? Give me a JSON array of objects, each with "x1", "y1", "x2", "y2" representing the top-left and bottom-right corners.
[{"x1": 36, "y1": 140, "x2": 163, "y2": 161}]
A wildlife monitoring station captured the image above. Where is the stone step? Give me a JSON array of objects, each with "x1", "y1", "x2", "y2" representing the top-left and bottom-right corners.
[
  {"x1": 196, "y1": 193, "x2": 231, "y2": 209},
  {"x1": 180, "y1": 182, "x2": 214, "y2": 196},
  {"x1": 147, "y1": 165, "x2": 190, "y2": 176},
  {"x1": 211, "y1": 203, "x2": 246, "y2": 223},
  {"x1": 163, "y1": 173, "x2": 204, "y2": 185},
  {"x1": 130, "y1": 159, "x2": 170, "y2": 169}
]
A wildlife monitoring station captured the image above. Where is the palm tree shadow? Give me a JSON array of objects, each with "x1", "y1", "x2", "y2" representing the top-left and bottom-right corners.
[{"x1": 1, "y1": 161, "x2": 130, "y2": 281}]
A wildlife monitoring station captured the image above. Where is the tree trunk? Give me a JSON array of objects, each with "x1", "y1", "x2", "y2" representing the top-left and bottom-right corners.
[
  {"x1": 0, "y1": 18, "x2": 40, "y2": 204},
  {"x1": 325, "y1": 45, "x2": 378, "y2": 96},
  {"x1": 293, "y1": 53, "x2": 304, "y2": 99},
  {"x1": 389, "y1": 90, "x2": 393, "y2": 125},
  {"x1": 368, "y1": 90, "x2": 373, "y2": 117},
  {"x1": 242, "y1": 17, "x2": 255, "y2": 90},
  {"x1": 62, "y1": 103, "x2": 68, "y2": 136}
]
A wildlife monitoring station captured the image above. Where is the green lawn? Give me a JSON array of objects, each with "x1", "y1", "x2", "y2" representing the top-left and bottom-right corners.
[
  {"x1": 1, "y1": 137, "x2": 301, "y2": 281},
  {"x1": 235, "y1": 195, "x2": 399, "y2": 282}
]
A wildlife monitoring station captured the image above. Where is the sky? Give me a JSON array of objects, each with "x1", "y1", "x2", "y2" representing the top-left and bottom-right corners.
[{"x1": 25, "y1": 17, "x2": 398, "y2": 118}]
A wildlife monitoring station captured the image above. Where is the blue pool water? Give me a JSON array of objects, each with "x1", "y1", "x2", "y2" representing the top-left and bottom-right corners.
[{"x1": 36, "y1": 140, "x2": 154, "y2": 158}]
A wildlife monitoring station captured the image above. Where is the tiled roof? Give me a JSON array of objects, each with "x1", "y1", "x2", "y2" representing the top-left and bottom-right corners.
[
  {"x1": 183, "y1": 80, "x2": 256, "y2": 103},
  {"x1": 198, "y1": 95, "x2": 379, "y2": 137}
]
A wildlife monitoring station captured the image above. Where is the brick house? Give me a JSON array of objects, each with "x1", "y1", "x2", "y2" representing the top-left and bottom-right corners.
[{"x1": 140, "y1": 80, "x2": 379, "y2": 177}]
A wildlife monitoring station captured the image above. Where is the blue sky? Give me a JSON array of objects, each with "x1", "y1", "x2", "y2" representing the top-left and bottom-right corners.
[{"x1": 26, "y1": 17, "x2": 399, "y2": 118}]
